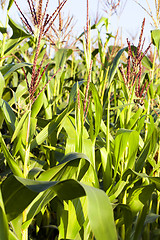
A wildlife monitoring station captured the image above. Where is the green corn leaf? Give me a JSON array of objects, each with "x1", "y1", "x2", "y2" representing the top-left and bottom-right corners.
[
  {"x1": 9, "y1": 80, "x2": 28, "y2": 106},
  {"x1": 149, "y1": 177, "x2": 160, "y2": 191},
  {"x1": 89, "y1": 82, "x2": 103, "y2": 140},
  {"x1": 0, "y1": 63, "x2": 14, "y2": 75},
  {"x1": 0, "y1": 132, "x2": 23, "y2": 178},
  {"x1": 0, "y1": 99, "x2": 16, "y2": 134},
  {"x1": 22, "y1": 190, "x2": 56, "y2": 230},
  {"x1": 0, "y1": 72, "x2": 5, "y2": 99},
  {"x1": 11, "y1": 110, "x2": 30, "y2": 143},
  {"x1": 4, "y1": 62, "x2": 32, "y2": 80},
  {"x1": 133, "y1": 204, "x2": 148, "y2": 240},
  {"x1": 135, "y1": 141, "x2": 150, "y2": 172},
  {"x1": 127, "y1": 185, "x2": 155, "y2": 215},
  {"x1": 144, "y1": 213, "x2": 160, "y2": 225},
  {"x1": 126, "y1": 107, "x2": 143, "y2": 129},
  {"x1": 28, "y1": 117, "x2": 37, "y2": 145},
  {"x1": 135, "y1": 124, "x2": 158, "y2": 172},
  {"x1": 0, "y1": 188, "x2": 9, "y2": 240},
  {"x1": 65, "y1": 136, "x2": 96, "y2": 169},
  {"x1": 68, "y1": 80, "x2": 85, "y2": 108},
  {"x1": 23, "y1": 152, "x2": 96, "y2": 230},
  {"x1": 7, "y1": 0, "x2": 14, "y2": 11},
  {"x1": 127, "y1": 131, "x2": 139, "y2": 169},
  {"x1": 108, "y1": 180, "x2": 126, "y2": 202},
  {"x1": 0, "y1": 206, "x2": 8, "y2": 240},
  {"x1": 82, "y1": 183, "x2": 117, "y2": 240},
  {"x1": 30, "y1": 105, "x2": 73, "y2": 150},
  {"x1": 9, "y1": 230, "x2": 19, "y2": 240},
  {"x1": 1, "y1": 176, "x2": 86, "y2": 221},
  {"x1": 10, "y1": 215, "x2": 22, "y2": 240},
  {"x1": 4, "y1": 18, "x2": 30, "y2": 56},
  {"x1": 38, "y1": 152, "x2": 94, "y2": 182},
  {"x1": 142, "y1": 55, "x2": 153, "y2": 69},
  {"x1": 0, "y1": 27, "x2": 7, "y2": 34},
  {"x1": 55, "y1": 48, "x2": 73, "y2": 69},
  {"x1": 114, "y1": 129, "x2": 130, "y2": 174},
  {"x1": 1, "y1": 175, "x2": 38, "y2": 221},
  {"x1": 62, "y1": 198, "x2": 88, "y2": 239},
  {"x1": 108, "y1": 47, "x2": 126, "y2": 83},
  {"x1": 31, "y1": 92, "x2": 44, "y2": 118},
  {"x1": 4, "y1": 17, "x2": 30, "y2": 55},
  {"x1": 2, "y1": 175, "x2": 117, "y2": 240},
  {"x1": 122, "y1": 168, "x2": 148, "y2": 180},
  {"x1": 61, "y1": 115, "x2": 76, "y2": 138},
  {"x1": 151, "y1": 29, "x2": 160, "y2": 54},
  {"x1": 114, "y1": 129, "x2": 139, "y2": 177},
  {"x1": 61, "y1": 115, "x2": 88, "y2": 139},
  {"x1": 116, "y1": 204, "x2": 133, "y2": 239},
  {"x1": 117, "y1": 68, "x2": 129, "y2": 102},
  {"x1": 100, "y1": 148, "x2": 112, "y2": 190}
]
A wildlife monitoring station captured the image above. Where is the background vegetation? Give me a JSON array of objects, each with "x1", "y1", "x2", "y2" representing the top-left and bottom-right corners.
[{"x1": 0, "y1": 0, "x2": 160, "y2": 239}]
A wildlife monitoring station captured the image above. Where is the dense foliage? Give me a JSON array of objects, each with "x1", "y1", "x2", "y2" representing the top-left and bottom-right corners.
[{"x1": 0, "y1": 0, "x2": 160, "y2": 239}]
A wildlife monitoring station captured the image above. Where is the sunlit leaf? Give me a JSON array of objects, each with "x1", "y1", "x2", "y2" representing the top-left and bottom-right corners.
[
  {"x1": 151, "y1": 29, "x2": 160, "y2": 54},
  {"x1": 0, "y1": 99, "x2": 16, "y2": 133},
  {"x1": 127, "y1": 185, "x2": 155, "y2": 215},
  {"x1": 0, "y1": 72, "x2": 5, "y2": 99},
  {"x1": 7, "y1": 0, "x2": 14, "y2": 11},
  {"x1": 4, "y1": 62, "x2": 32, "y2": 80},
  {"x1": 2, "y1": 175, "x2": 117, "y2": 240},
  {"x1": 30, "y1": 106, "x2": 73, "y2": 149},
  {"x1": 11, "y1": 110, "x2": 30, "y2": 142},
  {"x1": 108, "y1": 47, "x2": 126, "y2": 83},
  {"x1": 0, "y1": 132, "x2": 23, "y2": 177}
]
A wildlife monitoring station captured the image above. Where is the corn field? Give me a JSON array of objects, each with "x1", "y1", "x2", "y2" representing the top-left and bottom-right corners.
[{"x1": 0, "y1": 0, "x2": 160, "y2": 239}]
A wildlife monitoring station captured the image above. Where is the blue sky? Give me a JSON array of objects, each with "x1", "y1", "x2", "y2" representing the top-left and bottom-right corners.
[
  {"x1": 0, "y1": 0, "x2": 156, "y2": 47},
  {"x1": 63, "y1": 0, "x2": 154, "y2": 47},
  {"x1": 69, "y1": 0, "x2": 155, "y2": 47}
]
